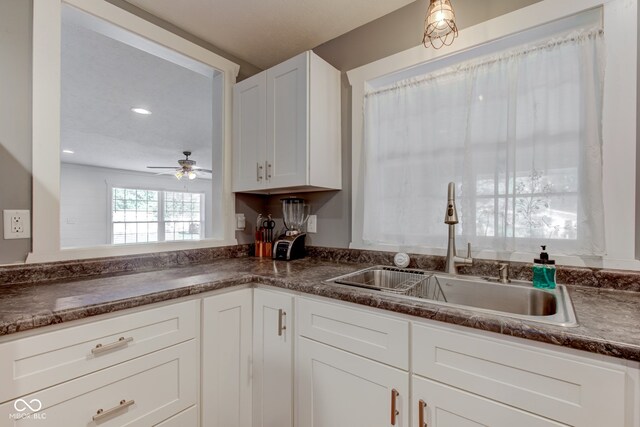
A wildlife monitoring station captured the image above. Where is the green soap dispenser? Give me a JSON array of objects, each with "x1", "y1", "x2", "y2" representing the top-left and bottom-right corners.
[{"x1": 532, "y1": 245, "x2": 556, "y2": 289}]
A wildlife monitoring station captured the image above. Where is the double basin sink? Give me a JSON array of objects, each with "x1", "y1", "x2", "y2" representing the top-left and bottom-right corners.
[{"x1": 325, "y1": 266, "x2": 577, "y2": 327}]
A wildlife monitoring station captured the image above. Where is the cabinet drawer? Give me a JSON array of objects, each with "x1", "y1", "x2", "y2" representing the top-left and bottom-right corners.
[
  {"x1": 0, "y1": 299, "x2": 198, "y2": 403},
  {"x1": 298, "y1": 297, "x2": 409, "y2": 369},
  {"x1": 413, "y1": 376, "x2": 567, "y2": 427},
  {"x1": 154, "y1": 405, "x2": 198, "y2": 427},
  {"x1": 412, "y1": 323, "x2": 626, "y2": 426},
  {"x1": 0, "y1": 340, "x2": 197, "y2": 426}
]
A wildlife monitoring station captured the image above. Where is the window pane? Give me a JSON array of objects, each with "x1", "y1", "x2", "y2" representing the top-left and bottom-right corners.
[
  {"x1": 163, "y1": 191, "x2": 203, "y2": 241},
  {"x1": 110, "y1": 187, "x2": 160, "y2": 245}
]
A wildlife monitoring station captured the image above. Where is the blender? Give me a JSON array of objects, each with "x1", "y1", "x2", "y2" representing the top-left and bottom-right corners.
[{"x1": 273, "y1": 197, "x2": 310, "y2": 260}]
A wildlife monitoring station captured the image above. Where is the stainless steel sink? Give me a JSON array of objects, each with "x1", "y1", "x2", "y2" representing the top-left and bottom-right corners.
[
  {"x1": 331, "y1": 266, "x2": 429, "y2": 293},
  {"x1": 326, "y1": 266, "x2": 578, "y2": 327}
]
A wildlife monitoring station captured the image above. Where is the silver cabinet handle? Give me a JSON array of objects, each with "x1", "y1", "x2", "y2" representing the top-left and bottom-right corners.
[
  {"x1": 256, "y1": 162, "x2": 263, "y2": 182},
  {"x1": 93, "y1": 399, "x2": 135, "y2": 421},
  {"x1": 91, "y1": 336, "x2": 133, "y2": 355},
  {"x1": 391, "y1": 388, "x2": 400, "y2": 425},
  {"x1": 278, "y1": 309, "x2": 286, "y2": 336},
  {"x1": 265, "y1": 161, "x2": 271, "y2": 181},
  {"x1": 419, "y1": 399, "x2": 427, "y2": 427}
]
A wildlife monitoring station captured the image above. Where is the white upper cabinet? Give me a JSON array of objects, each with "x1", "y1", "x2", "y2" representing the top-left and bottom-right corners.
[
  {"x1": 232, "y1": 51, "x2": 341, "y2": 193},
  {"x1": 233, "y1": 73, "x2": 268, "y2": 192}
]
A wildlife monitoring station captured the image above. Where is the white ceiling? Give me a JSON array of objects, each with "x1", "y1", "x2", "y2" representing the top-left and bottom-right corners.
[
  {"x1": 125, "y1": 0, "x2": 416, "y2": 69},
  {"x1": 61, "y1": 7, "x2": 215, "y2": 174}
]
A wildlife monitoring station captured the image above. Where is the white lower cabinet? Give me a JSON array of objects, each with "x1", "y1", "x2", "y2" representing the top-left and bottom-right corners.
[
  {"x1": 412, "y1": 322, "x2": 628, "y2": 426},
  {"x1": 297, "y1": 337, "x2": 409, "y2": 427},
  {"x1": 155, "y1": 406, "x2": 199, "y2": 426},
  {"x1": 252, "y1": 288, "x2": 294, "y2": 427},
  {"x1": 0, "y1": 299, "x2": 198, "y2": 404},
  {"x1": 412, "y1": 375, "x2": 567, "y2": 427},
  {"x1": 202, "y1": 289, "x2": 253, "y2": 427},
  {"x1": 0, "y1": 340, "x2": 197, "y2": 426}
]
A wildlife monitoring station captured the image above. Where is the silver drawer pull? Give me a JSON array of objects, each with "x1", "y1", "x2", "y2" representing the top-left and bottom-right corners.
[
  {"x1": 91, "y1": 336, "x2": 133, "y2": 355},
  {"x1": 278, "y1": 309, "x2": 286, "y2": 336},
  {"x1": 92, "y1": 399, "x2": 135, "y2": 421}
]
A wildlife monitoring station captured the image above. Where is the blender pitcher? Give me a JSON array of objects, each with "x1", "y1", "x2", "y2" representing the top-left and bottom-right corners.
[{"x1": 281, "y1": 197, "x2": 310, "y2": 235}]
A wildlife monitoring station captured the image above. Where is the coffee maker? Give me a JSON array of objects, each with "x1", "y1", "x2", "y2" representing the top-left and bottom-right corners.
[{"x1": 273, "y1": 197, "x2": 309, "y2": 260}]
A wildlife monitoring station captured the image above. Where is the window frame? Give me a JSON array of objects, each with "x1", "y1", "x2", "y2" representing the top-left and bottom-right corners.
[
  {"x1": 30, "y1": 0, "x2": 240, "y2": 262},
  {"x1": 347, "y1": 0, "x2": 639, "y2": 269}
]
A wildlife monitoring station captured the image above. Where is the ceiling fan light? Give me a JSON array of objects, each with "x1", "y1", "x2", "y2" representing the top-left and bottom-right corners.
[
  {"x1": 175, "y1": 170, "x2": 184, "y2": 180},
  {"x1": 188, "y1": 171, "x2": 197, "y2": 180},
  {"x1": 423, "y1": 0, "x2": 458, "y2": 49}
]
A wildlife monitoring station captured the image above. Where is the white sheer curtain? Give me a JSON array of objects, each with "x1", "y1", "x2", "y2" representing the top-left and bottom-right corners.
[{"x1": 363, "y1": 29, "x2": 605, "y2": 255}]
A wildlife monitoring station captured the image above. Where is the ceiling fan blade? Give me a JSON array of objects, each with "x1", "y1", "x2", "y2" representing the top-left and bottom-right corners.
[
  {"x1": 147, "y1": 166, "x2": 178, "y2": 169},
  {"x1": 194, "y1": 168, "x2": 213, "y2": 173}
]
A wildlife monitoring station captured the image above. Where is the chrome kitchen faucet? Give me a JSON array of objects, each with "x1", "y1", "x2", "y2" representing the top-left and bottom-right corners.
[{"x1": 444, "y1": 182, "x2": 473, "y2": 275}]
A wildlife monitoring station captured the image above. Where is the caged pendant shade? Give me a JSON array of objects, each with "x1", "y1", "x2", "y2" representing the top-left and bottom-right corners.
[{"x1": 423, "y1": 0, "x2": 458, "y2": 49}]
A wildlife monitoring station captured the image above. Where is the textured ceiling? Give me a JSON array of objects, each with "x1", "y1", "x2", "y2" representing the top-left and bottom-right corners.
[
  {"x1": 125, "y1": 0, "x2": 416, "y2": 69},
  {"x1": 61, "y1": 8, "x2": 215, "y2": 174}
]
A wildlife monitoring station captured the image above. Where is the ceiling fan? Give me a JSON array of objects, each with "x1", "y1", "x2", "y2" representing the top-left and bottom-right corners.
[{"x1": 146, "y1": 151, "x2": 212, "y2": 180}]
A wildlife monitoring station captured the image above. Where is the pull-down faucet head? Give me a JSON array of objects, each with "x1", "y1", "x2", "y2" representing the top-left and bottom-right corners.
[{"x1": 444, "y1": 182, "x2": 459, "y2": 224}]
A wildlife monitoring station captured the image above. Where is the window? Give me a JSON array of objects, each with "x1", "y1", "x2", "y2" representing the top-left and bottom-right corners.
[
  {"x1": 112, "y1": 187, "x2": 203, "y2": 244},
  {"x1": 164, "y1": 191, "x2": 203, "y2": 241},
  {"x1": 362, "y1": 28, "x2": 605, "y2": 256}
]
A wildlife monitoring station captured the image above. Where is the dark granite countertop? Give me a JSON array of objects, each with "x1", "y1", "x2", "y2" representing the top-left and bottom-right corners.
[{"x1": 1, "y1": 257, "x2": 639, "y2": 362}]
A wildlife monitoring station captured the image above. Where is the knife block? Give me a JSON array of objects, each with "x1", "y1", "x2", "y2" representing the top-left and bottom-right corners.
[{"x1": 255, "y1": 241, "x2": 272, "y2": 258}]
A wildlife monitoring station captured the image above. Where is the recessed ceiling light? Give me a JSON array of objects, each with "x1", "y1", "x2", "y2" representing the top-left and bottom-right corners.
[
  {"x1": 62, "y1": 149, "x2": 74, "y2": 154},
  {"x1": 131, "y1": 107, "x2": 152, "y2": 115}
]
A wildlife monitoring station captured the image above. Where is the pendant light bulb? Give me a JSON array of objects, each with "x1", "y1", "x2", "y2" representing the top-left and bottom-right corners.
[{"x1": 423, "y1": 0, "x2": 458, "y2": 49}]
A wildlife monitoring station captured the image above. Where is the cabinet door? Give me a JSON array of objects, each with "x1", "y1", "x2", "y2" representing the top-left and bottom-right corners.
[
  {"x1": 412, "y1": 376, "x2": 567, "y2": 427},
  {"x1": 253, "y1": 289, "x2": 294, "y2": 427},
  {"x1": 298, "y1": 337, "x2": 409, "y2": 427},
  {"x1": 266, "y1": 52, "x2": 308, "y2": 188},
  {"x1": 202, "y1": 290, "x2": 253, "y2": 427},
  {"x1": 233, "y1": 72, "x2": 267, "y2": 192}
]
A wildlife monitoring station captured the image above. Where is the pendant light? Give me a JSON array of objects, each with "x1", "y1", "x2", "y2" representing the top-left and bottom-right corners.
[{"x1": 423, "y1": 0, "x2": 458, "y2": 49}]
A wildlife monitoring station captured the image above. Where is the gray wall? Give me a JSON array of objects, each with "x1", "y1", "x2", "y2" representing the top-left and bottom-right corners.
[
  {"x1": 0, "y1": 0, "x2": 33, "y2": 264},
  {"x1": 248, "y1": 0, "x2": 542, "y2": 249}
]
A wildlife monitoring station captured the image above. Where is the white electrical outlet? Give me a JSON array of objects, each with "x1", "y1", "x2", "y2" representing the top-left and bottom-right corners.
[
  {"x1": 3, "y1": 210, "x2": 31, "y2": 239},
  {"x1": 307, "y1": 215, "x2": 317, "y2": 233},
  {"x1": 236, "y1": 213, "x2": 246, "y2": 230}
]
